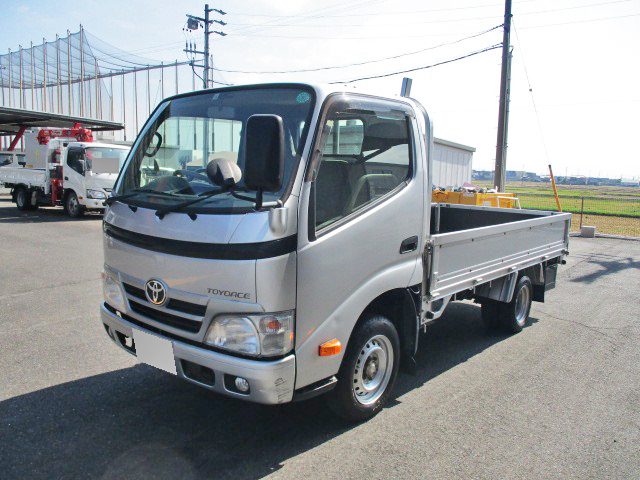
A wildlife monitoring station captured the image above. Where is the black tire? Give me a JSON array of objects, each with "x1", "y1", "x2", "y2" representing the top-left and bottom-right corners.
[
  {"x1": 64, "y1": 191, "x2": 84, "y2": 218},
  {"x1": 326, "y1": 315, "x2": 400, "y2": 422},
  {"x1": 498, "y1": 276, "x2": 533, "y2": 333},
  {"x1": 15, "y1": 187, "x2": 30, "y2": 211},
  {"x1": 481, "y1": 300, "x2": 501, "y2": 331}
]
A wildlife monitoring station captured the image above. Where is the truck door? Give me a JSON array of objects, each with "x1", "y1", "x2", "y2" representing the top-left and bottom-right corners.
[
  {"x1": 64, "y1": 146, "x2": 87, "y2": 198},
  {"x1": 295, "y1": 94, "x2": 425, "y2": 388}
]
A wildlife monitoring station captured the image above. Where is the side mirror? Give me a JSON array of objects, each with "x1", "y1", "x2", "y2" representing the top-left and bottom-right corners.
[
  {"x1": 78, "y1": 159, "x2": 87, "y2": 174},
  {"x1": 244, "y1": 114, "x2": 284, "y2": 193}
]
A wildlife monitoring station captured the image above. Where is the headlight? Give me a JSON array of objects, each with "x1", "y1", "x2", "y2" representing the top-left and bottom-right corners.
[
  {"x1": 87, "y1": 189, "x2": 107, "y2": 199},
  {"x1": 102, "y1": 270, "x2": 126, "y2": 312},
  {"x1": 205, "y1": 311, "x2": 294, "y2": 357}
]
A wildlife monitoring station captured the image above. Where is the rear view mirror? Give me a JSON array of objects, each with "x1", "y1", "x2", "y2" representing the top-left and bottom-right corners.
[
  {"x1": 244, "y1": 115, "x2": 284, "y2": 193},
  {"x1": 207, "y1": 157, "x2": 242, "y2": 188}
]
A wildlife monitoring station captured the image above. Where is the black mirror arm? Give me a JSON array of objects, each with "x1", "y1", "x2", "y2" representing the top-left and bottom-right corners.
[
  {"x1": 230, "y1": 189, "x2": 263, "y2": 210},
  {"x1": 230, "y1": 189, "x2": 282, "y2": 211}
]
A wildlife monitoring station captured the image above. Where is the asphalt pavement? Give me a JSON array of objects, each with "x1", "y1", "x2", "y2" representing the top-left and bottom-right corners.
[{"x1": 1, "y1": 198, "x2": 639, "y2": 479}]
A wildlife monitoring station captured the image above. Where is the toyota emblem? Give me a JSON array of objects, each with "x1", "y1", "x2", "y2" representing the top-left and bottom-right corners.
[{"x1": 145, "y1": 279, "x2": 167, "y2": 305}]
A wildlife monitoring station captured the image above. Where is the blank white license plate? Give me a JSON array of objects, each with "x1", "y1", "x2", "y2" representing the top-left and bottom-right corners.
[{"x1": 132, "y1": 328, "x2": 177, "y2": 375}]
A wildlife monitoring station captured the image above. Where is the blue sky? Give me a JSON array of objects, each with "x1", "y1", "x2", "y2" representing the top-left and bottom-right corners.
[{"x1": 1, "y1": 0, "x2": 639, "y2": 179}]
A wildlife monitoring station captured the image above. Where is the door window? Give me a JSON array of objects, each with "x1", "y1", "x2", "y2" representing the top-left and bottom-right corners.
[
  {"x1": 66, "y1": 148, "x2": 85, "y2": 175},
  {"x1": 312, "y1": 97, "x2": 413, "y2": 231}
]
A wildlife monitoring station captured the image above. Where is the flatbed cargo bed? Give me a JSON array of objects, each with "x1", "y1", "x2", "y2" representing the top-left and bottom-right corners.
[
  {"x1": 426, "y1": 203, "x2": 571, "y2": 300},
  {"x1": 0, "y1": 167, "x2": 48, "y2": 189}
]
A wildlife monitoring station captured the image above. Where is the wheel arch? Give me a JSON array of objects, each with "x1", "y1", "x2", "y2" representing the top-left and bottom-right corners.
[
  {"x1": 63, "y1": 187, "x2": 77, "y2": 200},
  {"x1": 357, "y1": 287, "x2": 420, "y2": 373}
]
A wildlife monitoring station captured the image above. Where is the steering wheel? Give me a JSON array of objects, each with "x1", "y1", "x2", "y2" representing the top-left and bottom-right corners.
[
  {"x1": 173, "y1": 169, "x2": 210, "y2": 183},
  {"x1": 144, "y1": 132, "x2": 163, "y2": 157}
]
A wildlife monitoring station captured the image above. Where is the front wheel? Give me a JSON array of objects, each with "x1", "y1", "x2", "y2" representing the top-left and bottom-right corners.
[
  {"x1": 326, "y1": 315, "x2": 400, "y2": 422},
  {"x1": 64, "y1": 191, "x2": 84, "y2": 218}
]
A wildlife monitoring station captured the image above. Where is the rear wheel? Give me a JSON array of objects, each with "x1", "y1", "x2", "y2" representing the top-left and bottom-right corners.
[
  {"x1": 499, "y1": 276, "x2": 533, "y2": 333},
  {"x1": 326, "y1": 315, "x2": 400, "y2": 422},
  {"x1": 15, "y1": 187, "x2": 30, "y2": 211},
  {"x1": 64, "y1": 191, "x2": 84, "y2": 218}
]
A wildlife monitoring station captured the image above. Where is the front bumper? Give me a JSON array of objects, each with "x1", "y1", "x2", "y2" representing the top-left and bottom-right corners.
[
  {"x1": 84, "y1": 198, "x2": 107, "y2": 209},
  {"x1": 101, "y1": 303, "x2": 296, "y2": 404}
]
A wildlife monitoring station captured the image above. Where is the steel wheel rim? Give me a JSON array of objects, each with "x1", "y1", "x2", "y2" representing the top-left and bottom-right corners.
[
  {"x1": 352, "y1": 334, "x2": 394, "y2": 406},
  {"x1": 68, "y1": 195, "x2": 78, "y2": 214},
  {"x1": 515, "y1": 285, "x2": 530, "y2": 326}
]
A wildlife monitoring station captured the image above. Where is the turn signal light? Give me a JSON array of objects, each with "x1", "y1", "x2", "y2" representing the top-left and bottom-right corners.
[{"x1": 319, "y1": 339, "x2": 341, "y2": 356}]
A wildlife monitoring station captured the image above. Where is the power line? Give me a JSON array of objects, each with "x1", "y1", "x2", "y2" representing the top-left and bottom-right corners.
[
  {"x1": 224, "y1": 0, "x2": 540, "y2": 17},
  {"x1": 228, "y1": 0, "x2": 388, "y2": 35},
  {"x1": 227, "y1": 0, "x2": 636, "y2": 27},
  {"x1": 519, "y1": 12, "x2": 640, "y2": 29},
  {"x1": 512, "y1": 19, "x2": 551, "y2": 164},
  {"x1": 24, "y1": 4, "x2": 634, "y2": 68},
  {"x1": 222, "y1": 12, "x2": 640, "y2": 39},
  {"x1": 211, "y1": 24, "x2": 502, "y2": 74},
  {"x1": 222, "y1": 26, "x2": 501, "y2": 41},
  {"x1": 328, "y1": 43, "x2": 502, "y2": 84}
]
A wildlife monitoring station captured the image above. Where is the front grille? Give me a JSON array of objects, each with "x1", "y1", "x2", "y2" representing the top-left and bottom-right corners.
[
  {"x1": 129, "y1": 300, "x2": 201, "y2": 333},
  {"x1": 123, "y1": 283, "x2": 146, "y2": 300},
  {"x1": 123, "y1": 282, "x2": 207, "y2": 317}
]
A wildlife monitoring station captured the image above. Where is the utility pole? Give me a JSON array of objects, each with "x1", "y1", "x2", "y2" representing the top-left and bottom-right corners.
[
  {"x1": 493, "y1": 0, "x2": 512, "y2": 192},
  {"x1": 184, "y1": 5, "x2": 226, "y2": 89}
]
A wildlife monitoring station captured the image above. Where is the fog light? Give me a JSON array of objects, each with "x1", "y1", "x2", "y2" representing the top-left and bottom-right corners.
[{"x1": 235, "y1": 377, "x2": 250, "y2": 393}]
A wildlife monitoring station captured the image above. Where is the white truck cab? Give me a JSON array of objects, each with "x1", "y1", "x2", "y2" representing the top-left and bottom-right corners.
[
  {"x1": 0, "y1": 128, "x2": 130, "y2": 217},
  {"x1": 60, "y1": 141, "x2": 130, "y2": 215},
  {"x1": 100, "y1": 83, "x2": 570, "y2": 421}
]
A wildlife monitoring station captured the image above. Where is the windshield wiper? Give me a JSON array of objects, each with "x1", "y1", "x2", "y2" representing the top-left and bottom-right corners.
[
  {"x1": 154, "y1": 188, "x2": 228, "y2": 220},
  {"x1": 105, "y1": 188, "x2": 179, "y2": 207},
  {"x1": 154, "y1": 186, "x2": 263, "y2": 220}
]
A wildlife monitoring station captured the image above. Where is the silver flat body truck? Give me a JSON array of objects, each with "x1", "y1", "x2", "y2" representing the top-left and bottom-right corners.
[{"x1": 100, "y1": 83, "x2": 570, "y2": 420}]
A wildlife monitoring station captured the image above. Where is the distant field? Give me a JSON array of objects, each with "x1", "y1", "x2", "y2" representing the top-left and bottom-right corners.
[
  {"x1": 473, "y1": 181, "x2": 640, "y2": 198},
  {"x1": 563, "y1": 213, "x2": 640, "y2": 237},
  {"x1": 516, "y1": 194, "x2": 640, "y2": 218},
  {"x1": 470, "y1": 181, "x2": 640, "y2": 236}
]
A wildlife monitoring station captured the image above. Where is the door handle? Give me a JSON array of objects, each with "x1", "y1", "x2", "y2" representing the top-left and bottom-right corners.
[
  {"x1": 64, "y1": 176, "x2": 69, "y2": 180},
  {"x1": 399, "y1": 235, "x2": 419, "y2": 254}
]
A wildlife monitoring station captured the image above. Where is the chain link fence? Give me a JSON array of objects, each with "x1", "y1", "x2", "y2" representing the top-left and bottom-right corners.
[{"x1": 516, "y1": 193, "x2": 640, "y2": 237}]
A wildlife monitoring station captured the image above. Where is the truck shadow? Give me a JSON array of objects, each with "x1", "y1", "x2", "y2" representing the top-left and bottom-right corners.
[
  {"x1": 568, "y1": 252, "x2": 640, "y2": 284},
  {"x1": 0, "y1": 303, "x2": 530, "y2": 479},
  {"x1": 394, "y1": 302, "x2": 537, "y2": 398},
  {"x1": 0, "y1": 205, "x2": 103, "y2": 223}
]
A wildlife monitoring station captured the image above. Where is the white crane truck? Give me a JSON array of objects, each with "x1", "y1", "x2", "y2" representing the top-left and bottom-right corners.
[
  {"x1": 0, "y1": 125, "x2": 129, "y2": 217},
  {"x1": 100, "y1": 83, "x2": 570, "y2": 420}
]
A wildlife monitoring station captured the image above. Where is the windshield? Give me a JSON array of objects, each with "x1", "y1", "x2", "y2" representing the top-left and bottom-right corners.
[
  {"x1": 86, "y1": 148, "x2": 129, "y2": 172},
  {"x1": 115, "y1": 86, "x2": 315, "y2": 213}
]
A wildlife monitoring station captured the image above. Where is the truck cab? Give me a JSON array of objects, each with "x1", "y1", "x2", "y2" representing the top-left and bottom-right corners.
[
  {"x1": 0, "y1": 129, "x2": 130, "y2": 217},
  {"x1": 60, "y1": 141, "x2": 130, "y2": 215},
  {"x1": 100, "y1": 83, "x2": 570, "y2": 421}
]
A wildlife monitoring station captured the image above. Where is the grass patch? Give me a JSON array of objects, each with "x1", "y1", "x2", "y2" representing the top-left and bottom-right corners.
[
  {"x1": 473, "y1": 181, "x2": 640, "y2": 198},
  {"x1": 566, "y1": 213, "x2": 640, "y2": 237},
  {"x1": 517, "y1": 194, "x2": 640, "y2": 218}
]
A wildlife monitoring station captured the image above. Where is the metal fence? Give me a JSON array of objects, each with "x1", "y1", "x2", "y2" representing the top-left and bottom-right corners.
[{"x1": 516, "y1": 193, "x2": 640, "y2": 237}]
